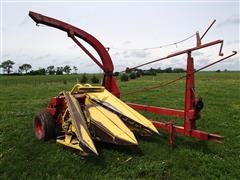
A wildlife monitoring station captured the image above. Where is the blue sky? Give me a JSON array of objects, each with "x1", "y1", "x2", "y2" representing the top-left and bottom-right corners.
[{"x1": 1, "y1": 1, "x2": 239, "y2": 73}]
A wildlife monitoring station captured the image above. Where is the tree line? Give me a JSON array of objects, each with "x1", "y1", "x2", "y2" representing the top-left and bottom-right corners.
[
  {"x1": 0, "y1": 59, "x2": 187, "y2": 76},
  {"x1": 0, "y1": 60, "x2": 78, "y2": 75},
  {"x1": 114, "y1": 67, "x2": 185, "y2": 82},
  {"x1": 1, "y1": 59, "x2": 228, "y2": 77}
]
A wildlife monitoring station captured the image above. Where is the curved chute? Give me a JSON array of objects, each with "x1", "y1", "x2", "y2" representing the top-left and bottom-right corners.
[{"x1": 29, "y1": 11, "x2": 120, "y2": 97}]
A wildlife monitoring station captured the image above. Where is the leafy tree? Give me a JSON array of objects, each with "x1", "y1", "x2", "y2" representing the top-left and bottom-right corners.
[
  {"x1": 149, "y1": 68, "x2": 157, "y2": 76},
  {"x1": 129, "y1": 72, "x2": 136, "y2": 79},
  {"x1": 47, "y1": 66, "x2": 55, "y2": 75},
  {"x1": 125, "y1": 67, "x2": 132, "y2": 73},
  {"x1": 157, "y1": 68, "x2": 163, "y2": 73},
  {"x1": 0, "y1": 60, "x2": 15, "y2": 74},
  {"x1": 80, "y1": 73, "x2": 88, "y2": 83},
  {"x1": 73, "y1": 66, "x2": 78, "y2": 74},
  {"x1": 91, "y1": 75, "x2": 100, "y2": 83},
  {"x1": 29, "y1": 68, "x2": 46, "y2": 75},
  {"x1": 38, "y1": 68, "x2": 46, "y2": 75},
  {"x1": 173, "y1": 68, "x2": 185, "y2": 73},
  {"x1": 63, "y1": 65, "x2": 71, "y2": 74},
  {"x1": 56, "y1": 67, "x2": 64, "y2": 75},
  {"x1": 114, "y1": 72, "x2": 119, "y2": 76},
  {"x1": 136, "y1": 71, "x2": 142, "y2": 77},
  {"x1": 18, "y1": 64, "x2": 32, "y2": 74},
  {"x1": 165, "y1": 67, "x2": 172, "y2": 73},
  {"x1": 135, "y1": 69, "x2": 143, "y2": 77},
  {"x1": 120, "y1": 73, "x2": 129, "y2": 82},
  {"x1": 18, "y1": 68, "x2": 23, "y2": 74}
]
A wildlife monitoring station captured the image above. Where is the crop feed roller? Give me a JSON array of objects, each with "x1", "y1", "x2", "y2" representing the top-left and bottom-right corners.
[{"x1": 29, "y1": 11, "x2": 237, "y2": 155}]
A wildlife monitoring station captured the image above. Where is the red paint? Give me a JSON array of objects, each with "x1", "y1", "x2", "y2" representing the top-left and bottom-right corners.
[
  {"x1": 34, "y1": 119, "x2": 43, "y2": 138},
  {"x1": 184, "y1": 53, "x2": 196, "y2": 134},
  {"x1": 128, "y1": 53, "x2": 223, "y2": 143},
  {"x1": 127, "y1": 103, "x2": 184, "y2": 118}
]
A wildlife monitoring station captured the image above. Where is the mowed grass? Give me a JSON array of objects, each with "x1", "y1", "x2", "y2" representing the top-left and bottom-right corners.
[{"x1": 0, "y1": 72, "x2": 239, "y2": 179}]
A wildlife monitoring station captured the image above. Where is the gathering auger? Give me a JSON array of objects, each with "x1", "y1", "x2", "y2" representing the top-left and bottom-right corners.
[{"x1": 30, "y1": 11, "x2": 237, "y2": 156}]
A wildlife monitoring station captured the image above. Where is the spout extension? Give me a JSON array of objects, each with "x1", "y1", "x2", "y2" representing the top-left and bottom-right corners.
[
  {"x1": 219, "y1": 40, "x2": 224, "y2": 56},
  {"x1": 232, "y1": 50, "x2": 237, "y2": 54},
  {"x1": 200, "y1": 19, "x2": 216, "y2": 40}
]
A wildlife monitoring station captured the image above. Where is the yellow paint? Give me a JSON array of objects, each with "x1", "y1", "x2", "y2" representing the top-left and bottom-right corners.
[
  {"x1": 85, "y1": 96, "x2": 138, "y2": 145},
  {"x1": 57, "y1": 137, "x2": 89, "y2": 156},
  {"x1": 56, "y1": 84, "x2": 159, "y2": 155},
  {"x1": 86, "y1": 89, "x2": 159, "y2": 135},
  {"x1": 63, "y1": 92, "x2": 98, "y2": 155},
  {"x1": 71, "y1": 83, "x2": 104, "y2": 94}
]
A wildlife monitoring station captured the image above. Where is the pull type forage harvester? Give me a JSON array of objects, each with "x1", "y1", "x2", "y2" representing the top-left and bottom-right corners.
[{"x1": 29, "y1": 11, "x2": 237, "y2": 156}]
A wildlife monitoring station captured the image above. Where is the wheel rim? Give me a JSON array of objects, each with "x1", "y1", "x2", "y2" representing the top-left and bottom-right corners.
[{"x1": 35, "y1": 119, "x2": 43, "y2": 138}]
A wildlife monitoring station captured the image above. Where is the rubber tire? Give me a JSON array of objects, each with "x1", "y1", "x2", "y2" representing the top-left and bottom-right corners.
[{"x1": 33, "y1": 111, "x2": 56, "y2": 141}]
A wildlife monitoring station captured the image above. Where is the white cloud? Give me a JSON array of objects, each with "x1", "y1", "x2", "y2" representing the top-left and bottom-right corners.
[
  {"x1": 122, "y1": 50, "x2": 150, "y2": 59},
  {"x1": 217, "y1": 14, "x2": 240, "y2": 27},
  {"x1": 121, "y1": 40, "x2": 131, "y2": 45},
  {"x1": 19, "y1": 16, "x2": 30, "y2": 26},
  {"x1": 2, "y1": 2, "x2": 239, "y2": 73},
  {"x1": 227, "y1": 40, "x2": 240, "y2": 45}
]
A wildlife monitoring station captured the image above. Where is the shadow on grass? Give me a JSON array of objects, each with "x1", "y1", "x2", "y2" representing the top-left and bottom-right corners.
[
  {"x1": 95, "y1": 141, "x2": 144, "y2": 157},
  {"x1": 139, "y1": 132, "x2": 215, "y2": 154},
  {"x1": 57, "y1": 145, "x2": 107, "y2": 167},
  {"x1": 175, "y1": 137, "x2": 216, "y2": 155},
  {"x1": 57, "y1": 141, "x2": 143, "y2": 167},
  {"x1": 176, "y1": 138, "x2": 214, "y2": 154},
  {"x1": 51, "y1": 130, "x2": 215, "y2": 168}
]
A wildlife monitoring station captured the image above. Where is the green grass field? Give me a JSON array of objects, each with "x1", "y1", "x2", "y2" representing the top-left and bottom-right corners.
[{"x1": 0, "y1": 72, "x2": 240, "y2": 179}]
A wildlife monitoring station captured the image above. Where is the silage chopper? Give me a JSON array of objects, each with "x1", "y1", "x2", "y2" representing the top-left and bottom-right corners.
[{"x1": 29, "y1": 11, "x2": 237, "y2": 156}]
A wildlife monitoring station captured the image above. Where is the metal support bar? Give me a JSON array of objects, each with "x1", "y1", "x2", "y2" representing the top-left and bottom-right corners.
[
  {"x1": 122, "y1": 51, "x2": 237, "y2": 97},
  {"x1": 125, "y1": 40, "x2": 223, "y2": 72},
  {"x1": 200, "y1": 19, "x2": 216, "y2": 40},
  {"x1": 169, "y1": 122, "x2": 174, "y2": 145},
  {"x1": 127, "y1": 103, "x2": 184, "y2": 118},
  {"x1": 152, "y1": 121, "x2": 223, "y2": 143},
  {"x1": 69, "y1": 35, "x2": 104, "y2": 70},
  {"x1": 184, "y1": 53, "x2": 196, "y2": 135}
]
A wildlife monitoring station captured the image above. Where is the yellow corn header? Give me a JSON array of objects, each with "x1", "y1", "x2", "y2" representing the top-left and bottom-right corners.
[{"x1": 34, "y1": 84, "x2": 159, "y2": 156}]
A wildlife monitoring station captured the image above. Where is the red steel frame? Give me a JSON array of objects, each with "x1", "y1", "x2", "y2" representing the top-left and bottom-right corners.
[
  {"x1": 127, "y1": 52, "x2": 223, "y2": 144},
  {"x1": 29, "y1": 11, "x2": 227, "y2": 144}
]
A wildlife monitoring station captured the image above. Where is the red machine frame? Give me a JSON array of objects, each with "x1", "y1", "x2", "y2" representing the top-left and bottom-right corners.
[{"x1": 29, "y1": 11, "x2": 237, "y2": 144}]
